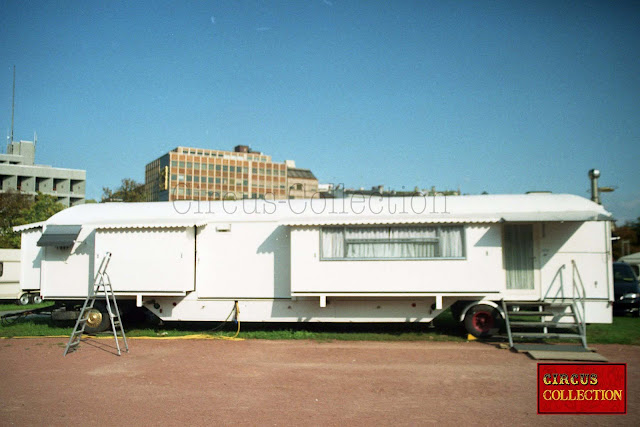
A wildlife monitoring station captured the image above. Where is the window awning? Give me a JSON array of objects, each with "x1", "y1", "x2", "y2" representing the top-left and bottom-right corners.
[{"x1": 37, "y1": 225, "x2": 82, "y2": 247}]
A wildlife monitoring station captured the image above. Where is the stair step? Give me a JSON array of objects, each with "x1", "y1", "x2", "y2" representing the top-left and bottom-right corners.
[
  {"x1": 506, "y1": 300, "x2": 573, "y2": 307},
  {"x1": 510, "y1": 321, "x2": 580, "y2": 328},
  {"x1": 511, "y1": 332, "x2": 583, "y2": 339},
  {"x1": 508, "y1": 310, "x2": 575, "y2": 316}
]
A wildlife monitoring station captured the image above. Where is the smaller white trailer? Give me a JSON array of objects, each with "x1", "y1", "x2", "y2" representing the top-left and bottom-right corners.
[
  {"x1": 0, "y1": 248, "x2": 42, "y2": 305},
  {"x1": 15, "y1": 193, "x2": 614, "y2": 341},
  {"x1": 618, "y1": 252, "x2": 640, "y2": 276}
]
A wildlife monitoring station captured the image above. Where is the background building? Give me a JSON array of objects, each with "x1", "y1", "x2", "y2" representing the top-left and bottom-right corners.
[
  {"x1": 146, "y1": 145, "x2": 317, "y2": 201},
  {"x1": 0, "y1": 140, "x2": 85, "y2": 206},
  {"x1": 322, "y1": 185, "x2": 461, "y2": 198},
  {"x1": 285, "y1": 160, "x2": 318, "y2": 199}
]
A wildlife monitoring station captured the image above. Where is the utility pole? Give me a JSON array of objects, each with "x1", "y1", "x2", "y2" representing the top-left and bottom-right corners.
[{"x1": 11, "y1": 65, "x2": 15, "y2": 143}]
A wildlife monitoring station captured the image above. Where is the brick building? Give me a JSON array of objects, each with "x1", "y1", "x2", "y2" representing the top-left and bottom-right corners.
[{"x1": 146, "y1": 146, "x2": 317, "y2": 201}]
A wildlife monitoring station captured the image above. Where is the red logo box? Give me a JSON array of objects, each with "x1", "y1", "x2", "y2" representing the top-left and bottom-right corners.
[{"x1": 538, "y1": 363, "x2": 626, "y2": 414}]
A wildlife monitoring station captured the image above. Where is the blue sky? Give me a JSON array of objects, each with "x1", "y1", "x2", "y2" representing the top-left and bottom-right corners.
[{"x1": 1, "y1": 1, "x2": 638, "y2": 222}]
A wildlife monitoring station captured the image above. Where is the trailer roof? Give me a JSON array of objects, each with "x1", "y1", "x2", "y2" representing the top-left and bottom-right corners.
[
  {"x1": 619, "y1": 252, "x2": 640, "y2": 264},
  {"x1": 16, "y1": 193, "x2": 610, "y2": 231}
]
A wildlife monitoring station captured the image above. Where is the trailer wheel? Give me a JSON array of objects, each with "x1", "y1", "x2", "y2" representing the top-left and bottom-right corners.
[
  {"x1": 18, "y1": 293, "x2": 30, "y2": 306},
  {"x1": 30, "y1": 294, "x2": 43, "y2": 304},
  {"x1": 83, "y1": 302, "x2": 110, "y2": 335},
  {"x1": 464, "y1": 304, "x2": 502, "y2": 338}
]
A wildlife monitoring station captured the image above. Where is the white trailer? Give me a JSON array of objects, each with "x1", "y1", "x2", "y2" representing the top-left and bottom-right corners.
[
  {"x1": 0, "y1": 248, "x2": 42, "y2": 305},
  {"x1": 14, "y1": 193, "x2": 614, "y2": 339},
  {"x1": 618, "y1": 252, "x2": 640, "y2": 276}
]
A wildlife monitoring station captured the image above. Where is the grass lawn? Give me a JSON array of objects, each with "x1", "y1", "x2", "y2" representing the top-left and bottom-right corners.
[
  {"x1": 586, "y1": 316, "x2": 640, "y2": 345},
  {"x1": 1, "y1": 307, "x2": 638, "y2": 345},
  {"x1": 126, "y1": 310, "x2": 467, "y2": 342},
  {"x1": 1, "y1": 309, "x2": 466, "y2": 341},
  {"x1": 0, "y1": 301, "x2": 54, "y2": 312}
]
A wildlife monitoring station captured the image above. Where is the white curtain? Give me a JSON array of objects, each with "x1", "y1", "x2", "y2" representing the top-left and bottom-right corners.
[
  {"x1": 322, "y1": 226, "x2": 463, "y2": 259},
  {"x1": 504, "y1": 225, "x2": 534, "y2": 290},
  {"x1": 322, "y1": 228, "x2": 344, "y2": 258},
  {"x1": 440, "y1": 227, "x2": 463, "y2": 257},
  {"x1": 344, "y1": 227, "x2": 388, "y2": 258}
]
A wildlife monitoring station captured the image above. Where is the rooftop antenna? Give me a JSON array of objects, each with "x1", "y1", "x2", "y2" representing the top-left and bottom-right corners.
[
  {"x1": 34, "y1": 130, "x2": 37, "y2": 147},
  {"x1": 11, "y1": 65, "x2": 15, "y2": 143}
]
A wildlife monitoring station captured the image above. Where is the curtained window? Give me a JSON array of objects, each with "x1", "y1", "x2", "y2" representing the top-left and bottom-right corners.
[{"x1": 321, "y1": 225, "x2": 465, "y2": 260}]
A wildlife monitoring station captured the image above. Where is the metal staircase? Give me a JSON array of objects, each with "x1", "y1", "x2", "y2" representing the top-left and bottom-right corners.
[
  {"x1": 501, "y1": 260, "x2": 588, "y2": 350},
  {"x1": 63, "y1": 252, "x2": 128, "y2": 356},
  {"x1": 501, "y1": 300, "x2": 587, "y2": 349}
]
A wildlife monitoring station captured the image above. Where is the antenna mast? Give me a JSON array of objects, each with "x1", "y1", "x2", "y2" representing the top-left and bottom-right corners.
[{"x1": 11, "y1": 65, "x2": 15, "y2": 143}]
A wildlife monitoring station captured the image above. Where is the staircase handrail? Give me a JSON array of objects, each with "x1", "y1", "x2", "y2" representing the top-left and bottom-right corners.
[{"x1": 571, "y1": 259, "x2": 587, "y2": 340}]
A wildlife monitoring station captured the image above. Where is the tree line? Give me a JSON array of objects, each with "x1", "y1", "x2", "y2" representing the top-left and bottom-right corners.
[
  {"x1": 0, "y1": 179, "x2": 144, "y2": 249},
  {"x1": 613, "y1": 218, "x2": 640, "y2": 260}
]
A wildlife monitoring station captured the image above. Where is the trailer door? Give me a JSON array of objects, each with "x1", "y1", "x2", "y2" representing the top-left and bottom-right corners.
[{"x1": 504, "y1": 224, "x2": 535, "y2": 290}]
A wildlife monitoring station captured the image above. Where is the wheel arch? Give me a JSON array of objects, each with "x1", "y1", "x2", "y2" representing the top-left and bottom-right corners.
[{"x1": 458, "y1": 300, "x2": 506, "y2": 323}]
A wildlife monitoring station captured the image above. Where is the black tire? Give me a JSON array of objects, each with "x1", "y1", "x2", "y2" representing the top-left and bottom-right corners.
[
  {"x1": 464, "y1": 304, "x2": 502, "y2": 338},
  {"x1": 29, "y1": 294, "x2": 43, "y2": 305},
  {"x1": 17, "y1": 293, "x2": 30, "y2": 306},
  {"x1": 449, "y1": 301, "x2": 466, "y2": 323},
  {"x1": 83, "y1": 302, "x2": 111, "y2": 334}
]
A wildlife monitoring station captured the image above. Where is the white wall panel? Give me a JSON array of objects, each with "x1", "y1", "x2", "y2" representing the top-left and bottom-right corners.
[
  {"x1": 196, "y1": 222, "x2": 290, "y2": 298},
  {"x1": 19, "y1": 230, "x2": 42, "y2": 291},
  {"x1": 94, "y1": 228, "x2": 195, "y2": 293}
]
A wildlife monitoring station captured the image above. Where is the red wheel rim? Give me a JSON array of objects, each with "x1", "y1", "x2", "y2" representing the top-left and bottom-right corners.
[{"x1": 472, "y1": 311, "x2": 494, "y2": 333}]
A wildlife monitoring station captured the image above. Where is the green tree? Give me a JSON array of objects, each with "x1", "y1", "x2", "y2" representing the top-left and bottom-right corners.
[
  {"x1": 613, "y1": 217, "x2": 640, "y2": 260},
  {"x1": 0, "y1": 192, "x2": 65, "y2": 249},
  {"x1": 17, "y1": 194, "x2": 66, "y2": 225},
  {"x1": 0, "y1": 191, "x2": 31, "y2": 248},
  {"x1": 101, "y1": 178, "x2": 146, "y2": 202}
]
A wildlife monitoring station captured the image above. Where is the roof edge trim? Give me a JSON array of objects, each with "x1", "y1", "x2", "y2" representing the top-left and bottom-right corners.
[{"x1": 13, "y1": 221, "x2": 46, "y2": 232}]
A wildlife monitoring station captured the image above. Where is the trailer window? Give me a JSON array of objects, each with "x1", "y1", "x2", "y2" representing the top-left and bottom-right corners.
[
  {"x1": 321, "y1": 226, "x2": 464, "y2": 260},
  {"x1": 0, "y1": 262, "x2": 3, "y2": 277}
]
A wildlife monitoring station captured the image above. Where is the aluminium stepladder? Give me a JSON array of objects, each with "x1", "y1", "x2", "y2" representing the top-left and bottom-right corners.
[{"x1": 63, "y1": 252, "x2": 129, "y2": 356}]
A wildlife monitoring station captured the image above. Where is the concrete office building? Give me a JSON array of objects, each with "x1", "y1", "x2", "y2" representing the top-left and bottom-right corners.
[{"x1": 0, "y1": 140, "x2": 86, "y2": 207}]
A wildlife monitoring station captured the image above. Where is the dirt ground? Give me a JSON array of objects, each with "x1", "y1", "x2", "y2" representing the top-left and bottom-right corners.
[{"x1": 0, "y1": 338, "x2": 638, "y2": 426}]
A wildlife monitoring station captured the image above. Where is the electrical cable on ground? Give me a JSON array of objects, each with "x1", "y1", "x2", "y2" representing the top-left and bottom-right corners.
[
  {"x1": 231, "y1": 301, "x2": 240, "y2": 339},
  {"x1": 207, "y1": 301, "x2": 241, "y2": 339}
]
